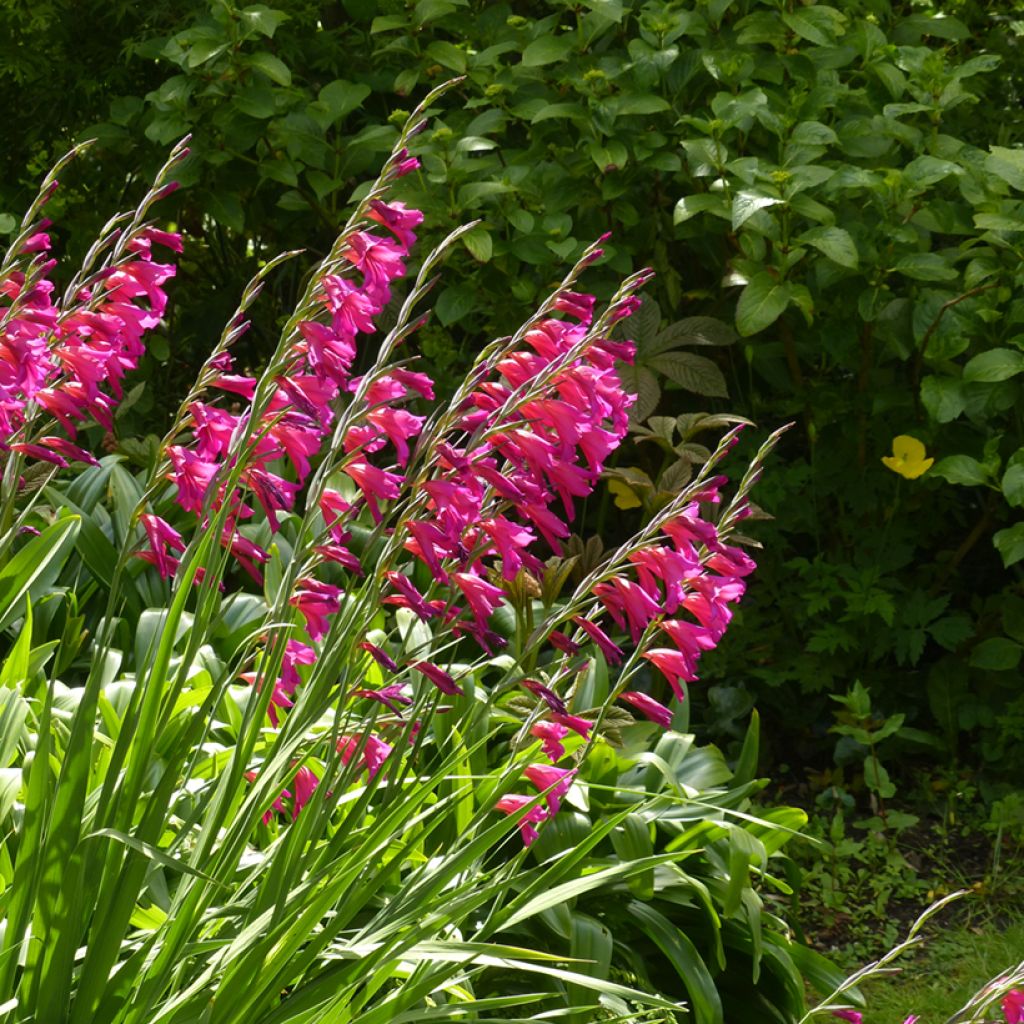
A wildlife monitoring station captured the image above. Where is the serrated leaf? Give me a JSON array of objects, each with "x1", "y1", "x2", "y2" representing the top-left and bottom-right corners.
[
  {"x1": 607, "y1": 479, "x2": 642, "y2": 510},
  {"x1": 650, "y1": 316, "x2": 737, "y2": 353},
  {"x1": 618, "y1": 363, "x2": 660, "y2": 420},
  {"x1": 648, "y1": 352, "x2": 728, "y2": 398}
]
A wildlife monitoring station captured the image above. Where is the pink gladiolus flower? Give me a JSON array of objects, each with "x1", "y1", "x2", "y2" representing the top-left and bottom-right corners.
[
  {"x1": 138, "y1": 513, "x2": 187, "y2": 580},
  {"x1": 521, "y1": 679, "x2": 567, "y2": 715},
  {"x1": 368, "y1": 199, "x2": 424, "y2": 249},
  {"x1": 620, "y1": 691, "x2": 674, "y2": 728},
  {"x1": 246, "y1": 770, "x2": 291, "y2": 825},
  {"x1": 1005, "y1": 990, "x2": 1024, "y2": 1024},
  {"x1": 571, "y1": 616, "x2": 624, "y2": 664},
  {"x1": 495, "y1": 793, "x2": 547, "y2": 846},
  {"x1": 530, "y1": 720, "x2": 570, "y2": 761},
  {"x1": 593, "y1": 577, "x2": 662, "y2": 643},
  {"x1": 551, "y1": 712, "x2": 592, "y2": 740},
  {"x1": 413, "y1": 661, "x2": 464, "y2": 696},
  {"x1": 338, "y1": 733, "x2": 393, "y2": 779},
  {"x1": 343, "y1": 458, "x2": 402, "y2": 522},
  {"x1": 549, "y1": 631, "x2": 581, "y2": 656},
  {"x1": 831, "y1": 1013, "x2": 862, "y2": 1024},
  {"x1": 291, "y1": 766, "x2": 321, "y2": 818},
  {"x1": 642, "y1": 648, "x2": 697, "y2": 701},
  {"x1": 452, "y1": 572, "x2": 505, "y2": 624},
  {"x1": 524, "y1": 763, "x2": 577, "y2": 814},
  {"x1": 353, "y1": 683, "x2": 411, "y2": 714},
  {"x1": 290, "y1": 578, "x2": 343, "y2": 641},
  {"x1": 343, "y1": 231, "x2": 407, "y2": 303},
  {"x1": 359, "y1": 642, "x2": 399, "y2": 673}
]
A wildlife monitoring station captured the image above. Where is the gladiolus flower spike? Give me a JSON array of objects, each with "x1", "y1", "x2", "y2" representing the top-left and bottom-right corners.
[{"x1": 21, "y1": 116, "x2": 776, "y2": 853}]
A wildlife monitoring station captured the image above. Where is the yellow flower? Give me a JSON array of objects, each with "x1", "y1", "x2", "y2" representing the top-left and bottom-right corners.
[{"x1": 882, "y1": 435, "x2": 934, "y2": 479}]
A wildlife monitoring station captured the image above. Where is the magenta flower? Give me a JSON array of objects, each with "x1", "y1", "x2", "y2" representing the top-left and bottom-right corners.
[
  {"x1": 138, "y1": 513, "x2": 187, "y2": 580},
  {"x1": 523, "y1": 763, "x2": 577, "y2": 814},
  {"x1": 530, "y1": 720, "x2": 570, "y2": 761},
  {"x1": 338, "y1": 733, "x2": 393, "y2": 780},
  {"x1": 620, "y1": 691, "x2": 674, "y2": 728},
  {"x1": 550, "y1": 712, "x2": 593, "y2": 740},
  {"x1": 1005, "y1": 990, "x2": 1024, "y2": 1024},
  {"x1": 413, "y1": 661, "x2": 464, "y2": 696},
  {"x1": 642, "y1": 649, "x2": 697, "y2": 701},
  {"x1": 291, "y1": 766, "x2": 321, "y2": 818},
  {"x1": 451, "y1": 572, "x2": 505, "y2": 624},
  {"x1": 359, "y1": 641, "x2": 400, "y2": 673},
  {"x1": 520, "y1": 680, "x2": 567, "y2": 715},
  {"x1": 290, "y1": 578, "x2": 344, "y2": 641},
  {"x1": 494, "y1": 793, "x2": 548, "y2": 846}
]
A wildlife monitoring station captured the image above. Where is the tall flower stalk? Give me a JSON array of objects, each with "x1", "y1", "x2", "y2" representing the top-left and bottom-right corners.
[{"x1": 0, "y1": 81, "x2": 792, "y2": 1024}]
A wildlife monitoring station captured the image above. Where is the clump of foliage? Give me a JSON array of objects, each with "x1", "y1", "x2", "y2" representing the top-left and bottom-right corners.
[
  {"x1": 1, "y1": 0, "x2": 1022, "y2": 793},
  {"x1": 0, "y1": 85, "x2": 846, "y2": 1022}
]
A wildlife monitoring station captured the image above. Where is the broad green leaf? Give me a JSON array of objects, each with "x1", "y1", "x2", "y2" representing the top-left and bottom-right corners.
[
  {"x1": 618, "y1": 363, "x2": 660, "y2": 421},
  {"x1": 521, "y1": 35, "x2": 573, "y2": 67},
  {"x1": 315, "y1": 80, "x2": 371, "y2": 125},
  {"x1": 930, "y1": 455, "x2": 990, "y2": 487},
  {"x1": 674, "y1": 193, "x2": 727, "y2": 225},
  {"x1": 995, "y1": 523, "x2": 1024, "y2": 567},
  {"x1": 731, "y1": 189, "x2": 780, "y2": 231},
  {"x1": 1002, "y1": 460, "x2": 1024, "y2": 507},
  {"x1": 626, "y1": 902, "x2": 722, "y2": 1024},
  {"x1": 461, "y1": 225, "x2": 492, "y2": 262},
  {"x1": 652, "y1": 316, "x2": 736, "y2": 350},
  {"x1": 920, "y1": 376, "x2": 965, "y2": 423},
  {"x1": 798, "y1": 226, "x2": 858, "y2": 268},
  {"x1": 902, "y1": 155, "x2": 962, "y2": 189},
  {"x1": 963, "y1": 347, "x2": 1024, "y2": 383},
  {"x1": 969, "y1": 637, "x2": 1022, "y2": 671},
  {"x1": 232, "y1": 84, "x2": 277, "y2": 119},
  {"x1": 247, "y1": 51, "x2": 292, "y2": 86},
  {"x1": 735, "y1": 273, "x2": 791, "y2": 337},
  {"x1": 791, "y1": 120, "x2": 837, "y2": 146},
  {"x1": 986, "y1": 145, "x2": 1024, "y2": 191},
  {"x1": 892, "y1": 253, "x2": 958, "y2": 281},
  {"x1": 241, "y1": 4, "x2": 288, "y2": 37}
]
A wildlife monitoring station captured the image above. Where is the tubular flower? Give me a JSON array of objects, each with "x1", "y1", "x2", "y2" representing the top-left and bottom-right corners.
[
  {"x1": 523, "y1": 763, "x2": 577, "y2": 814},
  {"x1": 620, "y1": 691, "x2": 673, "y2": 728},
  {"x1": 1005, "y1": 990, "x2": 1024, "y2": 1024},
  {"x1": 1, "y1": 222, "x2": 179, "y2": 461},
  {"x1": 494, "y1": 794, "x2": 548, "y2": 846},
  {"x1": 530, "y1": 720, "x2": 570, "y2": 762}
]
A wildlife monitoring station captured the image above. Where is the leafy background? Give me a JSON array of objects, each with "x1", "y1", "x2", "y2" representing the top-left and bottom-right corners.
[{"x1": 3, "y1": 0, "x2": 1024, "y2": 962}]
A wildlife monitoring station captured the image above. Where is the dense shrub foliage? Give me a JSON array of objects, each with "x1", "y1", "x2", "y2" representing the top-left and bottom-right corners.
[{"x1": 2, "y1": 1, "x2": 1023, "y2": 796}]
